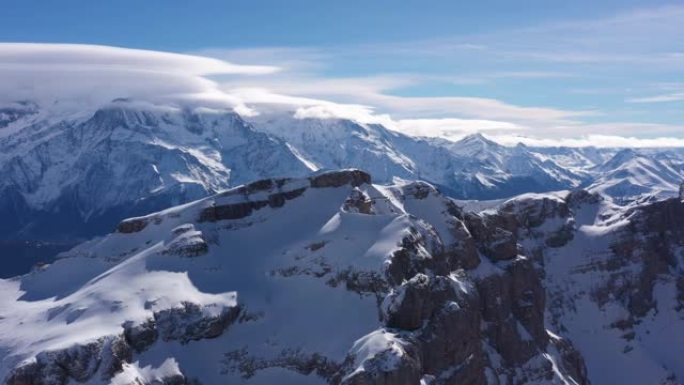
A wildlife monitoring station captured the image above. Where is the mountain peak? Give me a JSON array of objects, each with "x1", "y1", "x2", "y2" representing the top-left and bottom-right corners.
[
  {"x1": 455, "y1": 133, "x2": 502, "y2": 149},
  {"x1": 600, "y1": 148, "x2": 643, "y2": 170},
  {"x1": 450, "y1": 133, "x2": 504, "y2": 160},
  {"x1": 459, "y1": 132, "x2": 492, "y2": 144}
]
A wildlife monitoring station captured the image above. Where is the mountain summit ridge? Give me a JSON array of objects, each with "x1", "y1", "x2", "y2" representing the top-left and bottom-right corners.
[
  {"x1": 2, "y1": 169, "x2": 683, "y2": 384},
  {"x1": 1, "y1": 100, "x2": 683, "y2": 245}
]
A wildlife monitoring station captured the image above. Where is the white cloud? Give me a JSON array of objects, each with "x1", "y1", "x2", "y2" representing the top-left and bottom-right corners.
[
  {"x1": 0, "y1": 43, "x2": 279, "y2": 112},
  {"x1": 490, "y1": 134, "x2": 684, "y2": 148},
  {"x1": 628, "y1": 93, "x2": 684, "y2": 103},
  {"x1": 1, "y1": 40, "x2": 682, "y2": 148},
  {"x1": 218, "y1": 75, "x2": 593, "y2": 126},
  {"x1": 392, "y1": 118, "x2": 523, "y2": 139}
]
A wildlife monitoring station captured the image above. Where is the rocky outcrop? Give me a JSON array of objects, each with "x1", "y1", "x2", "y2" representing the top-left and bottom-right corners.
[
  {"x1": 387, "y1": 275, "x2": 484, "y2": 383},
  {"x1": 476, "y1": 258, "x2": 547, "y2": 366},
  {"x1": 465, "y1": 213, "x2": 519, "y2": 261},
  {"x1": 6, "y1": 302, "x2": 240, "y2": 385},
  {"x1": 382, "y1": 274, "x2": 468, "y2": 331},
  {"x1": 402, "y1": 181, "x2": 435, "y2": 200},
  {"x1": 597, "y1": 197, "x2": 684, "y2": 317},
  {"x1": 343, "y1": 187, "x2": 373, "y2": 214},
  {"x1": 116, "y1": 216, "x2": 150, "y2": 233},
  {"x1": 223, "y1": 347, "x2": 340, "y2": 381},
  {"x1": 444, "y1": 220, "x2": 481, "y2": 270},
  {"x1": 336, "y1": 331, "x2": 422, "y2": 385},
  {"x1": 340, "y1": 348, "x2": 421, "y2": 385},
  {"x1": 123, "y1": 319, "x2": 158, "y2": 353},
  {"x1": 7, "y1": 174, "x2": 629, "y2": 385},
  {"x1": 162, "y1": 225, "x2": 209, "y2": 257},
  {"x1": 199, "y1": 170, "x2": 371, "y2": 223},
  {"x1": 154, "y1": 302, "x2": 241, "y2": 343},
  {"x1": 332, "y1": 191, "x2": 588, "y2": 385},
  {"x1": 6, "y1": 335, "x2": 131, "y2": 385},
  {"x1": 310, "y1": 170, "x2": 371, "y2": 189},
  {"x1": 199, "y1": 187, "x2": 306, "y2": 222}
]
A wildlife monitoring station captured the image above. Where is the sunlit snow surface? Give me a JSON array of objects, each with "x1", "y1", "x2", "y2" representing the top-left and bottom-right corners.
[
  {"x1": 0, "y1": 174, "x2": 463, "y2": 384},
  {"x1": 1, "y1": 170, "x2": 683, "y2": 384}
]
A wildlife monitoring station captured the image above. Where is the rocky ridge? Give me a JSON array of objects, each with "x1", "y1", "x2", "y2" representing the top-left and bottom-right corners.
[{"x1": 0, "y1": 169, "x2": 682, "y2": 384}]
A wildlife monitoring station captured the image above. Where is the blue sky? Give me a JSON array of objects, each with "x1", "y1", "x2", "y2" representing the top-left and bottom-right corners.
[
  {"x1": 0, "y1": 1, "x2": 668, "y2": 49},
  {"x1": 1, "y1": 1, "x2": 683, "y2": 144}
]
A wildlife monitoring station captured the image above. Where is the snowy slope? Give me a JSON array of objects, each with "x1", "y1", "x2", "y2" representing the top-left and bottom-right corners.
[
  {"x1": 588, "y1": 149, "x2": 683, "y2": 201},
  {"x1": 2, "y1": 169, "x2": 684, "y2": 384},
  {"x1": 432, "y1": 135, "x2": 590, "y2": 198},
  {"x1": 0, "y1": 100, "x2": 314, "y2": 241},
  {"x1": 0, "y1": 170, "x2": 591, "y2": 385}
]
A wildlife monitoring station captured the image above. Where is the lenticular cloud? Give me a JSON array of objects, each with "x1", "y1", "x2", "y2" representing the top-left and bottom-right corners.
[{"x1": 0, "y1": 43, "x2": 279, "y2": 109}]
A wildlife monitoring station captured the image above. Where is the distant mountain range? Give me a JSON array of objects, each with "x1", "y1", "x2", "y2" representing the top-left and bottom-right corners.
[{"x1": 1, "y1": 99, "x2": 683, "y2": 245}]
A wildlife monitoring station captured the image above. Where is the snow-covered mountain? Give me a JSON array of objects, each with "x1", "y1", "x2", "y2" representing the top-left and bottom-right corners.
[
  {"x1": 249, "y1": 112, "x2": 682, "y2": 203},
  {"x1": 250, "y1": 114, "x2": 591, "y2": 199},
  {"x1": 0, "y1": 100, "x2": 314, "y2": 241},
  {"x1": 1, "y1": 100, "x2": 683, "y2": 252},
  {"x1": 1, "y1": 169, "x2": 682, "y2": 384},
  {"x1": 588, "y1": 149, "x2": 684, "y2": 201},
  {"x1": 420, "y1": 134, "x2": 590, "y2": 198}
]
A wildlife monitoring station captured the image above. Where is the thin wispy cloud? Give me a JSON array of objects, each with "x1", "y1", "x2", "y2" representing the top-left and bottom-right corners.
[
  {"x1": 628, "y1": 93, "x2": 684, "y2": 103},
  {"x1": 196, "y1": 4, "x2": 683, "y2": 140}
]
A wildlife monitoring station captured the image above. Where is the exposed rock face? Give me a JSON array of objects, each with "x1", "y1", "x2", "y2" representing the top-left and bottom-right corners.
[
  {"x1": 123, "y1": 319, "x2": 158, "y2": 353},
  {"x1": 477, "y1": 258, "x2": 547, "y2": 366},
  {"x1": 465, "y1": 213, "x2": 519, "y2": 261},
  {"x1": 444, "y1": 220, "x2": 481, "y2": 270},
  {"x1": 6, "y1": 335, "x2": 132, "y2": 385},
  {"x1": 595, "y1": 197, "x2": 684, "y2": 317},
  {"x1": 310, "y1": 170, "x2": 372, "y2": 189},
  {"x1": 402, "y1": 181, "x2": 434, "y2": 200},
  {"x1": 382, "y1": 274, "x2": 465, "y2": 331},
  {"x1": 343, "y1": 188, "x2": 374, "y2": 214},
  {"x1": 336, "y1": 330, "x2": 422, "y2": 385},
  {"x1": 222, "y1": 347, "x2": 341, "y2": 381},
  {"x1": 154, "y1": 302, "x2": 241, "y2": 343},
  {"x1": 117, "y1": 217, "x2": 149, "y2": 233},
  {"x1": 332, "y1": 186, "x2": 588, "y2": 385},
  {"x1": 196, "y1": 170, "x2": 370, "y2": 223},
  {"x1": 340, "y1": 348, "x2": 421, "y2": 385},
  {"x1": 198, "y1": 187, "x2": 306, "y2": 222},
  {"x1": 6, "y1": 301, "x2": 240, "y2": 385},
  {"x1": 383, "y1": 275, "x2": 484, "y2": 384}
]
